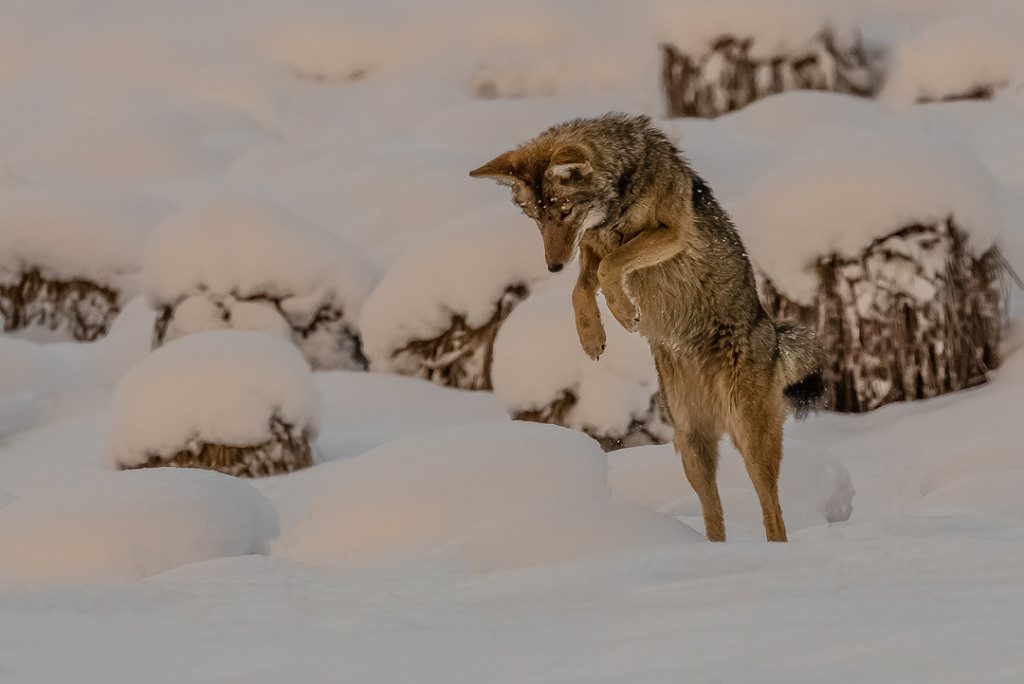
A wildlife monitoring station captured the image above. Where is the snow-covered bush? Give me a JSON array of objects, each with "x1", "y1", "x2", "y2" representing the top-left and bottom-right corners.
[
  {"x1": 880, "y1": 11, "x2": 1024, "y2": 104},
  {"x1": 277, "y1": 420, "x2": 699, "y2": 569},
  {"x1": 0, "y1": 468, "x2": 278, "y2": 581},
  {"x1": 359, "y1": 203, "x2": 550, "y2": 390},
  {"x1": 735, "y1": 131, "x2": 1009, "y2": 412},
  {"x1": 0, "y1": 187, "x2": 166, "y2": 341},
  {"x1": 143, "y1": 198, "x2": 374, "y2": 370},
  {"x1": 111, "y1": 330, "x2": 321, "y2": 477},
  {"x1": 658, "y1": 1, "x2": 876, "y2": 118},
  {"x1": 491, "y1": 282, "x2": 672, "y2": 450}
]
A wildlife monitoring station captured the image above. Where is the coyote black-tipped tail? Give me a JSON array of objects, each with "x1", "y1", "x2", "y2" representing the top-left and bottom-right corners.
[
  {"x1": 784, "y1": 371, "x2": 825, "y2": 419},
  {"x1": 776, "y1": 322, "x2": 827, "y2": 419}
]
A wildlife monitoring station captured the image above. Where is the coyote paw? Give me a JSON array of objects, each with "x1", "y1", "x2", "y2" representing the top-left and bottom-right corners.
[
  {"x1": 605, "y1": 291, "x2": 640, "y2": 332},
  {"x1": 577, "y1": 322, "x2": 607, "y2": 360}
]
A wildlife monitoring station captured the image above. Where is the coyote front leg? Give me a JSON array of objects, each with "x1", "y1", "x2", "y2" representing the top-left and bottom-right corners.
[
  {"x1": 599, "y1": 221, "x2": 686, "y2": 331},
  {"x1": 572, "y1": 244, "x2": 607, "y2": 360}
]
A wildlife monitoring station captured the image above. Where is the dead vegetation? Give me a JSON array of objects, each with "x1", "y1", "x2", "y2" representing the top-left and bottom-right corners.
[
  {"x1": 153, "y1": 292, "x2": 366, "y2": 371},
  {"x1": 390, "y1": 284, "x2": 529, "y2": 390},
  {"x1": 663, "y1": 30, "x2": 878, "y2": 118},
  {"x1": 514, "y1": 391, "x2": 674, "y2": 452},
  {"x1": 0, "y1": 269, "x2": 121, "y2": 341},
  {"x1": 760, "y1": 218, "x2": 1006, "y2": 412},
  {"x1": 118, "y1": 417, "x2": 314, "y2": 478}
]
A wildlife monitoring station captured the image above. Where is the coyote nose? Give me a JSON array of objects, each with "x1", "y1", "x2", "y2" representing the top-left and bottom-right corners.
[{"x1": 547, "y1": 263, "x2": 564, "y2": 273}]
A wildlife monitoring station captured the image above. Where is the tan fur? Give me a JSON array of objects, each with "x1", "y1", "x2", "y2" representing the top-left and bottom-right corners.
[{"x1": 472, "y1": 113, "x2": 826, "y2": 542}]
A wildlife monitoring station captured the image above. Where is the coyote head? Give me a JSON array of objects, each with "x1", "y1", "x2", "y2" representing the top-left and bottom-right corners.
[{"x1": 470, "y1": 138, "x2": 609, "y2": 272}]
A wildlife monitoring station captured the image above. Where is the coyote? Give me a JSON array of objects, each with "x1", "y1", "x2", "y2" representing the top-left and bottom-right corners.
[{"x1": 471, "y1": 113, "x2": 825, "y2": 542}]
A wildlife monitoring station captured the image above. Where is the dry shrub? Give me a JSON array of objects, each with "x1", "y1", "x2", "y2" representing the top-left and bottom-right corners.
[
  {"x1": 0, "y1": 269, "x2": 120, "y2": 341},
  {"x1": 153, "y1": 292, "x2": 366, "y2": 371},
  {"x1": 390, "y1": 284, "x2": 529, "y2": 390},
  {"x1": 515, "y1": 391, "x2": 674, "y2": 452},
  {"x1": 663, "y1": 30, "x2": 878, "y2": 118},
  {"x1": 118, "y1": 417, "x2": 313, "y2": 478},
  {"x1": 760, "y1": 218, "x2": 1006, "y2": 412}
]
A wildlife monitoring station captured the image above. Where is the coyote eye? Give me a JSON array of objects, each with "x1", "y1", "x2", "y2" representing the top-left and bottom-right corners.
[{"x1": 560, "y1": 205, "x2": 573, "y2": 218}]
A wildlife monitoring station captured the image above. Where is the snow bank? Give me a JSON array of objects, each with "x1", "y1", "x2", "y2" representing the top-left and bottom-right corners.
[
  {"x1": 278, "y1": 421, "x2": 616, "y2": 565},
  {"x1": 359, "y1": 202, "x2": 550, "y2": 377},
  {"x1": 456, "y1": 500, "x2": 701, "y2": 573},
  {"x1": 0, "y1": 186, "x2": 167, "y2": 288},
  {"x1": 143, "y1": 197, "x2": 374, "y2": 369},
  {"x1": 909, "y1": 471, "x2": 1024, "y2": 517},
  {"x1": 0, "y1": 468, "x2": 278, "y2": 581},
  {"x1": 881, "y1": 11, "x2": 1024, "y2": 104},
  {"x1": 733, "y1": 130, "x2": 1008, "y2": 302},
  {"x1": 110, "y1": 330, "x2": 320, "y2": 469},
  {"x1": 609, "y1": 438, "x2": 855, "y2": 525},
  {"x1": 491, "y1": 282, "x2": 668, "y2": 444}
]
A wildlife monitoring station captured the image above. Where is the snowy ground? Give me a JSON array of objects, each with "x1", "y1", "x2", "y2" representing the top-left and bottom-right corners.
[{"x1": 3, "y1": 1, "x2": 1024, "y2": 681}]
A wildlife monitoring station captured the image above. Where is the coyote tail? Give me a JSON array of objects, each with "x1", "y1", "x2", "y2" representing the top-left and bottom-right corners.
[{"x1": 776, "y1": 322, "x2": 827, "y2": 419}]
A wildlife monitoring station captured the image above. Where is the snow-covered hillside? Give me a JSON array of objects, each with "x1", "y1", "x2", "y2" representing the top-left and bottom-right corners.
[{"x1": 2, "y1": 1, "x2": 1024, "y2": 681}]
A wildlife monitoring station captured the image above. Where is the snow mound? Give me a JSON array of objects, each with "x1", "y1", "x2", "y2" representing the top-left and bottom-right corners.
[
  {"x1": 456, "y1": 500, "x2": 701, "y2": 573},
  {"x1": 278, "y1": 421, "x2": 611, "y2": 566},
  {"x1": 0, "y1": 185, "x2": 168, "y2": 288},
  {"x1": 143, "y1": 197, "x2": 374, "y2": 369},
  {"x1": 881, "y1": 11, "x2": 1024, "y2": 104},
  {"x1": 909, "y1": 471, "x2": 1024, "y2": 517},
  {"x1": 733, "y1": 130, "x2": 1007, "y2": 302},
  {"x1": 491, "y1": 282, "x2": 668, "y2": 445},
  {"x1": 609, "y1": 438, "x2": 854, "y2": 524},
  {"x1": 110, "y1": 330, "x2": 320, "y2": 469},
  {"x1": 0, "y1": 468, "x2": 278, "y2": 581},
  {"x1": 359, "y1": 202, "x2": 550, "y2": 377}
]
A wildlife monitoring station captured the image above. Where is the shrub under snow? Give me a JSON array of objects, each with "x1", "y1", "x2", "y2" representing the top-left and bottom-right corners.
[
  {"x1": 880, "y1": 11, "x2": 1024, "y2": 104},
  {"x1": 491, "y1": 281, "x2": 671, "y2": 450},
  {"x1": 111, "y1": 330, "x2": 321, "y2": 477},
  {"x1": 657, "y1": 0, "x2": 876, "y2": 118},
  {"x1": 359, "y1": 203, "x2": 551, "y2": 390},
  {"x1": 0, "y1": 186, "x2": 167, "y2": 341},
  {"x1": 735, "y1": 130, "x2": 1009, "y2": 412},
  {"x1": 0, "y1": 468, "x2": 278, "y2": 581},
  {"x1": 143, "y1": 197, "x2": 374, "y2": 370}
]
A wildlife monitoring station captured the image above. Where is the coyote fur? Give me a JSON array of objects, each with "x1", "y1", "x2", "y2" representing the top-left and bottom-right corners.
[{"x1": 471, "y1": 113, "x2": 825, "y2": 542}]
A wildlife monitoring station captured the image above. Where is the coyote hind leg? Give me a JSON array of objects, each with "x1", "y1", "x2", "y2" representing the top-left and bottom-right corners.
[
  {"x1": 677, "y1": 426, "x2": 725, "y2": 542},
  {"x1": 730, "y1": 408, "x2": 787, "y2": 542}
]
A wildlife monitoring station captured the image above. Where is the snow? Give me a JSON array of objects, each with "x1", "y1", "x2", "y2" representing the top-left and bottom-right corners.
[
  {"x1": 2, "y1": 0, "x2": 1024, "y2": 681},
  {"x1": 0, "y1": 186, "x2": 168, "y2": 288},
  {"x1": 110, "y1": 331, "x2": 320, "y2": 468},
  {"x1": 0, "y1": 468, "x2": 278, "y2": 581}
]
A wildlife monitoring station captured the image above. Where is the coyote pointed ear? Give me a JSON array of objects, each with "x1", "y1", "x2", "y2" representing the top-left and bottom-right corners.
[
  {"x1": 469, "y1": 151, "x2": 523, "y2": 187},
  {"x1": 547, "y1": 144, "x2": 593, "y2": 181}
]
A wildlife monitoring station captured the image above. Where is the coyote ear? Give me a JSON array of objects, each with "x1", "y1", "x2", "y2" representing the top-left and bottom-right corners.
[
  {"x1": 469, "y1": 151, "x2": 523, "y2": 187},
  {"x1": 547, "y1": 144, "x2": 593, "y2": 180}
]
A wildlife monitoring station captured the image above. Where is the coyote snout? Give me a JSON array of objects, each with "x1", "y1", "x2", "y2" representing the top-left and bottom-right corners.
[
  {"x1": 471, "y1": 113, "x2": 828, "y2": 543},
  {"x1": 470, "y1": 140, "x2": 605, "y2": 275}
]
